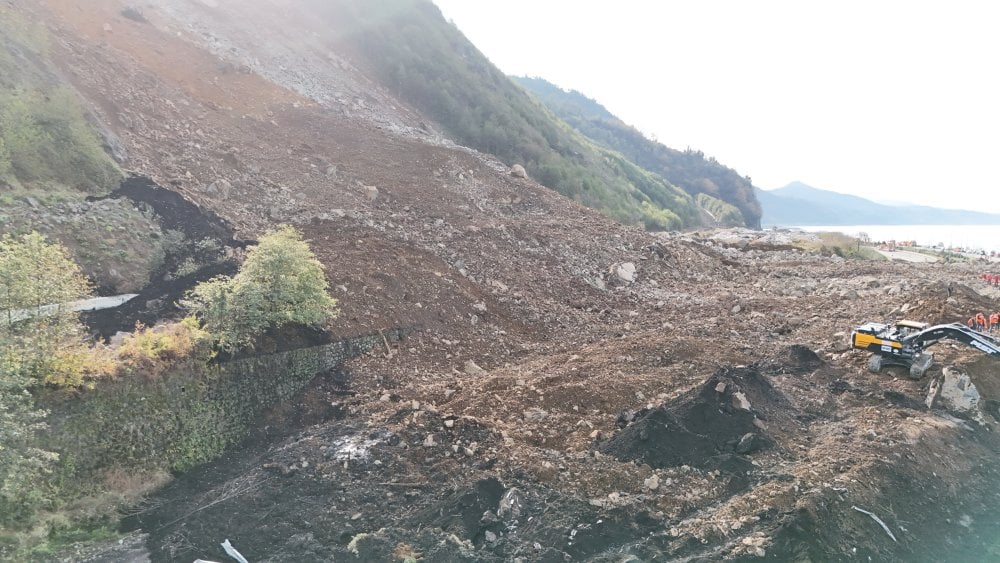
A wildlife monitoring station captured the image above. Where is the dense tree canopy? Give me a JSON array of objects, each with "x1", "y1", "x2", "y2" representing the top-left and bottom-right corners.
[{"x1": 513, "y1": 76, "x2": 762, "y2": 228}]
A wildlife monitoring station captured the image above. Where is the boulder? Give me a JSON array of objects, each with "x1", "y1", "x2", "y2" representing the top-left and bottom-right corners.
[
  {"x1": 928, "y1": 367, "x2": 981, "y2": 418},
  {"x1": 510, "y1": 164, "x2": 527, "y2": 179},
  {"x1": 206, "y1": 179, "x2": 232, "y2": 199},
  {"x1": 464, "y1": 359, "x2": 486, "y2": 376},
  {"x1": 613, "y1": 262, "x2": 637, "y2": 283}
]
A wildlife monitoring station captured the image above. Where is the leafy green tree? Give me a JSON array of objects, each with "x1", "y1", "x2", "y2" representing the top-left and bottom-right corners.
[
  {"x1": 0, "y1": 232, "x2": 90, "y2": 527},
  {"x1": 184, "y1": 225, "x2": 337, "y2": 351}
]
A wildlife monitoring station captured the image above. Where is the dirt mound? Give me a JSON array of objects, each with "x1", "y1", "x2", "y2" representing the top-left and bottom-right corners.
[
  {"x1": 767, "y1": 344, "x2": 825, "y2": 375},
  {"x1": 600, "y1": 367, "x2": 779, "y2": 474}
]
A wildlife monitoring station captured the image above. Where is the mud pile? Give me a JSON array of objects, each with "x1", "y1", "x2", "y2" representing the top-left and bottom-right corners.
[{"x1": 599, "y1": 367, "x2": 779, "y2": 494}]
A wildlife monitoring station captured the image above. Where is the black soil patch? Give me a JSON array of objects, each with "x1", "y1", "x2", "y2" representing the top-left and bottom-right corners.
[
  {"x1": 95, "y1": 175, "x2": 240, "y2": 244},
  {"x1": 83, "y1": 175, "x2": 250, "y2": 337},
  {"x1": 764, "y1": 344, "x2": 825, "y2": 375},
  {"x1": 600, "y1": 367, "x2": 779, "y2": 475},
  {"x1": 411, "y1": 477, "x2": 504, "y2": 543},
  {"x1": 82, "y1": 260, "x2": 237, "y2": 338},
  {"x1": 760, "y1": 457, "x2": 1000, "y2": 563}
]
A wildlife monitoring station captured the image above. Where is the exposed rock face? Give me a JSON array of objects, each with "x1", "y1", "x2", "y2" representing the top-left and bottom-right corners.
[{"x1": 929, "y1": 367, "x2": 981, "y2": 417}]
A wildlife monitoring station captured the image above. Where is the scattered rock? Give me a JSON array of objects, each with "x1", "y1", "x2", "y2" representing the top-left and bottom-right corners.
[
  {"x1": 121, "y1": 6, "x2": 147, "y2": 22},
  {"x1": 735, "y1": 432, "x2": 762, "y2": 454},
  {"x1": 464, "y1": 359, "x2": 486, "y2": 376},
  {"x1": 522, "y1": 408, "x2": 548, "y2": 423},
  {"x1": 731, "y1": 392, "x2": 752, "y2": 411},
  {"x1": 205, "y1": 178, "x2": 232, "y2": 199}
]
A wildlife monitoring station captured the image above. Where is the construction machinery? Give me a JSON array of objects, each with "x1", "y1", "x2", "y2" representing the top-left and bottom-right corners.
[{"x1": 851, "y1": 320, "x2": 1000, "y2": 378}]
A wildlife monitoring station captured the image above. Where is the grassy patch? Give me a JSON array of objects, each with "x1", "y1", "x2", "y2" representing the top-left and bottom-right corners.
[
  {"x1": 794, "y1": 232, "x2": 886, "y2": 261},
  {"x1": 0, "y1": 6, "x2": 122, "y2": 198},
  {"x1": 0, "y1": 88, "x2": 121, "y2": 195}
]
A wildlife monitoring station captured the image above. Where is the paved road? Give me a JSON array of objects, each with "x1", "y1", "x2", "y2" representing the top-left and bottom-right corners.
[
  {"x1": 876, "y1": 249, "x2": 938, "y2": 263},
  {"x1": 6, "y1": 294, "x2": 138, "y2": 323}
]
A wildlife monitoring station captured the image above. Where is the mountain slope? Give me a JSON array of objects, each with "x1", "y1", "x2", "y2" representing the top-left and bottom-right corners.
[
  {"x1": 513, "y1": 76, "x2": 762, "y2": 229},
  {"x1": 315, "y1": 0, "x2": 701, "y2": 230},
  {"x1": 760, "y1": 181, "x2": 1000, "y2": 226}
]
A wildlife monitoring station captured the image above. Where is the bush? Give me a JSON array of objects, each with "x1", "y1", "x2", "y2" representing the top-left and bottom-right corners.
[
  {"x1": 116, "y1": 318, "x2": 212, "y2": 377},
  {"x1": 0, "y1": 232, "x2": 93, "y2": 381},
  {"x1": 184, "y1": 226, "x2": 337, "y2": 351}
]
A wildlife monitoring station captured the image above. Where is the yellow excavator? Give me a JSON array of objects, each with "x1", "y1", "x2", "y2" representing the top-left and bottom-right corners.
[{"x1": 851, "y1": 320, "x2": 1000, "y2": 378}]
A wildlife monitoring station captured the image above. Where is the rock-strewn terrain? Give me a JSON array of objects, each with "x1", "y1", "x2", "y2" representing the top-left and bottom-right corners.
[{"x1": 16, "y1": 1, "x2": 1000, "y2": 561}]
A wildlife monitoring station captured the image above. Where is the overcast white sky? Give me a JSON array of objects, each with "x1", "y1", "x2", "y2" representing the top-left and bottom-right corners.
[{"x1": 432, "y1": 1, "x2": 1000, "y2": 213}]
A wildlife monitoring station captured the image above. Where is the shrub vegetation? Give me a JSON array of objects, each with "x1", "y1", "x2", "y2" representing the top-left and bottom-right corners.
[
  {"x1": 0, "y1": 232, "x2": 92, "y2": 528},
  {"x1": 184, "y1": 226, "x2": 337, "y2": 351}
]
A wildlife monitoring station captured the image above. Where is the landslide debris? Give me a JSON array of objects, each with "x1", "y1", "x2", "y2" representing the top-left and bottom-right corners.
[
  {"x1": 602, "y1": 367, "x2": 780, "y2": 465},
  {"x1": 17, "y1": 0, "x2": 1000, "y2": 561}
]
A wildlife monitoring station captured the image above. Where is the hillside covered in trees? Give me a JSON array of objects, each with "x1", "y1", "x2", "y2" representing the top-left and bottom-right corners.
[{"x1": 513, "y1": 76, "x2": 762, "y2": 229}]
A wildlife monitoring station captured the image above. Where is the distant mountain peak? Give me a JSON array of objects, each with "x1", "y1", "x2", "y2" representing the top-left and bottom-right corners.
[{"x1": 759, "y1": 183, "x2": 1000, "y2": 226}]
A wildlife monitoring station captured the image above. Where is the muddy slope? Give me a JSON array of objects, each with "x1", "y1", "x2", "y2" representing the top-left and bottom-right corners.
[{"x1": 83, "y1": 175, "x2": 244, "y2": 337}]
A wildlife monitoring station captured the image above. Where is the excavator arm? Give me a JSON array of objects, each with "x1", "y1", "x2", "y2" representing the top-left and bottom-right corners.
[{"x1": 904, "y1": 323, "x2": 1000, "y2": 356}]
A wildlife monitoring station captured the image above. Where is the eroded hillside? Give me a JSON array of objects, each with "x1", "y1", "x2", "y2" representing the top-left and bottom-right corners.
[{"x1": 3, "y1": 1, "x2": 1000, "y2": 561}]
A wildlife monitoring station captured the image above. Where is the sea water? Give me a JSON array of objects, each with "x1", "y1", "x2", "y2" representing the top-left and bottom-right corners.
[{"x1": 791, "y1": 225, "x2": 1000, "y2": 254}]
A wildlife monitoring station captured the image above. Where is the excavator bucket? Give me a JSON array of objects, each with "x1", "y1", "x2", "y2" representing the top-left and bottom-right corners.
[{"x1": 908, "y1": 352, "x2": 934, "y2": 379}]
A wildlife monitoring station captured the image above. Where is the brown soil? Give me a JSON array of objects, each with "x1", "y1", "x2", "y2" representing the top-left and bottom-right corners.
[{"x1": 17, "y1": 0, "x2": 1000, "y2": 560}]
